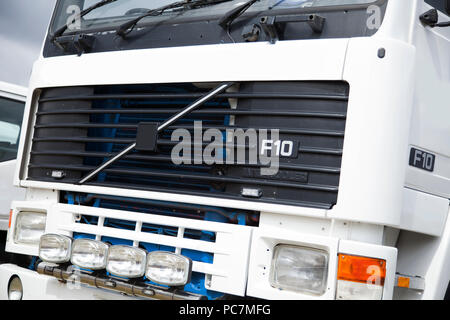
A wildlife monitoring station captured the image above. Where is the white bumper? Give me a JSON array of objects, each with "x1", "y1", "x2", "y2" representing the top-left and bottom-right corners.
[{"x1": 0, "y1": 264, "x2": 133, "y2": 300}]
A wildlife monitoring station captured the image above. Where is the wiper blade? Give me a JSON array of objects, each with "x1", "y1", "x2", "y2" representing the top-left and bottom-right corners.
[
  {"x1": 51, "y1": 0, "x2": 118, "y2": 40},
  {"x1": 78, "y1": 82, "x2": 235, "y2": 185},
  {"x1": 116, "y1": 0, "x2": 233, "y2": 38},
  {"x1": 218, "y1": 0, "x2": 259, "y2": 29}
]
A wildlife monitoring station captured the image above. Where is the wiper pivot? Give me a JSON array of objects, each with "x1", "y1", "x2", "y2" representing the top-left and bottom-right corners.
[
  {"x1": 420, "y1": 9, "x2": 450, "y2": 28},
  {"x1": 54, "y1": 34, "x2": 96, "y2": 56},
  {"x1": 218, "y1": 0, "x2": 259, "y2": 29},
  {"x1": 260, "y1": 14, "x2": 325, "y2": 44}
]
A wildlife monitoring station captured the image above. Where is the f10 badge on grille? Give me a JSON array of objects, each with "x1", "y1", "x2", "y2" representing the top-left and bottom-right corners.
[{"x1": 260, "y1": 139, "x2": 299, "y2": 158}]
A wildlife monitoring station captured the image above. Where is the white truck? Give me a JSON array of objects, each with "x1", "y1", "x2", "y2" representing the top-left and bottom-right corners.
[
  {"x1": 0, "y1": 0, "x2": 449, "y2": 300},
  {"x1": 0, "y1": 82, "x2": 26, "y2": 258}
]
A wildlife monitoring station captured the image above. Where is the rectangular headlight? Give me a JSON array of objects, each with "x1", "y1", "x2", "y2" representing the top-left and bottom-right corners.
[
  {"x1": 14, "y1": 211, "x2": 46, "y2": 244},
  {"x1": 146, "y1": 251, "x2": 192, "y2": 286},
  {"x1": 106, "y1": 245, "x2": 146, "y2": 278},
  {"x1": 269, "y1": 245, "x2": 328, "y2": 296},
  {"x1": 71, "y1": 239, "x2": 109, "y2": 270},
  {"x1": 39, "y1": 234, "x2": 72, "y2": 263}
]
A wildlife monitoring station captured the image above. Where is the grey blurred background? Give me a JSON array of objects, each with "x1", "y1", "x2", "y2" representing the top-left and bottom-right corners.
[{"x1": 0, "y1": 0, "x2": 57, "y2": 87}]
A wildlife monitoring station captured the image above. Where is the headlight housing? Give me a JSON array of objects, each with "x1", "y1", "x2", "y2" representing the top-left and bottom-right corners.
[
  {"x1": 269, "y1": 245, "x2": 328, "y2": 296},
  {"x1": 14, "y1": 211, "x2": 46, "y2": 244},
  {"x1": 146, "y1": 251, "x2": 192, "y2": 286},
  {"x1": 106, "y1": 245, "x2": 146, "y2": 278},
  {"x1": 71, "y1": 239, "x2": 109, "y2": 270},
  {"x1": 39, "y1": 234, "x2": 72, "y2": 263}
]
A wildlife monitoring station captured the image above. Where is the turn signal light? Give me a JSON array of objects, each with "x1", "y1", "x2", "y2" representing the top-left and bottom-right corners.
[
  {"x1": 336, "y1": 254, "x2": 386, "y2": 300},
  {"x1": 8, "y1": 210, "x2": 13, "y2": 229},
  {"x1": 337, "y1": 254, "x2": 386, "y2": 285}
]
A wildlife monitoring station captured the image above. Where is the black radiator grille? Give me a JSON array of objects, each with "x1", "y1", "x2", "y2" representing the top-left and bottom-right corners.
[{"x1": 28, "y1": 81, "x2": 349, "y2": 209}]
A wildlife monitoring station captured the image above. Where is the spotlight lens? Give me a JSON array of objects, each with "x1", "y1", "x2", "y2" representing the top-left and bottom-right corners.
[
  {"x1": 71, "y1": 239, "x2": 109, "y2": 270},
  {"x1": 146, "y1": 251, "x2": 192, "y2": 286},
  {"x1": 39, "y1": 234, "x2": 72, "y2": 263},
  {"x1": 106, "y1": 245, "x2": 146, "y2": 278}
]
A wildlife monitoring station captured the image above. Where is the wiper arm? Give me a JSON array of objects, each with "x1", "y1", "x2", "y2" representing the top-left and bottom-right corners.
[
  {"x1": 218, "y1": 0, "x2": 259, "y2": 29},
  {"x1": 78, "y1": 82, "x2": 235, "y2": 185},
  {"x1": 116, "y1": 0, "x2": 233, "y2": 37},
  {"x1": 116, "y1": 0, "x2": 186, "y2": 37},
  {"x1": 51, "y1": 0, "x2": 118, "y2": 41}
]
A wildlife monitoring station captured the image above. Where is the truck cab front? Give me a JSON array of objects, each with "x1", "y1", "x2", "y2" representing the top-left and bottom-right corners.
[{"x1": 2, "y1": 0, "x2": 450, "y2": 300}]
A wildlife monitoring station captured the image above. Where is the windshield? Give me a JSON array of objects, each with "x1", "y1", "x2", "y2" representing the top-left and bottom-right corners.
[{"x1": 52, "y1": 0, "x2": 376, "y2": 33}]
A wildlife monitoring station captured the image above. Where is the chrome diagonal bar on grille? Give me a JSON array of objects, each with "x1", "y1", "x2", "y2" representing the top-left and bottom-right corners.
[{"x1": 78, "y1": 82, "x2": 235, "y2": 185}]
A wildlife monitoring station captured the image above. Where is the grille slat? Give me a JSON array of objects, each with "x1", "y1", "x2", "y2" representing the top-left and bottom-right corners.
[
  {"x1": 33, "y1": 125, "x2": 345, "y2": 138},
  {"x1": 30, "y1": 151, "x2": 341, "y2": 172},
  {"x1": 28, "y1": 81, "x2": 349, "y2": 209},
  {"x1": 29, "y1": 164, "x2": 339, "y2": 192},
  {"x1": 36, "y1": 109, "x2": 347, "y2": 119},
  {"x1": 39, "y1": 92, "x2": 349, "y2": 103}
]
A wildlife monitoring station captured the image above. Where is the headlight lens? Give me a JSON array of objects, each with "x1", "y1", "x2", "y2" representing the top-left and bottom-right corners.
[
  {"x1": 146, "y1": 251, "x2": 192, "y2": 286},
  {"x1": 106, "y1": 245, "x2": 146, "y2": 278},
  {"x1": 14, "y1": 211, "x2": 46, "y2": 244},
  {"x1": 71, "y1": 239, "x2": 109, "y2": 270},
  {"x1": 269, "y1": 245, "x2": 328, "y2": 296},
  {"x1": 39, "y1": 234, "x2": 72, "y2": 263}
]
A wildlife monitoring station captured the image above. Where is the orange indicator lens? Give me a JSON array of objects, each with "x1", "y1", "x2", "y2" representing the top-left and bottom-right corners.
[
  {"x1": 397, "y1": 276, "x2": 410, "y2": 288},
  {"x1": 337, "y1": 254, "x2": 386, "y2": 286},
  {"x1": 8, "y1": 209, "x2": 13, "y2": 229}
]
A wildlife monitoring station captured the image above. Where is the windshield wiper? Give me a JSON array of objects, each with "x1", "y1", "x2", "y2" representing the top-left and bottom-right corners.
[
  {"x1": 78, "y1": 82, "x2": 235, "y2": 185},
  {"x1": 51, "y1": 0, "x2": 118, "y2": 41},
  {"x1": 218, "y1": 0, "x2": 259, "y2": 29},
  {"x1": 116, "y1": 0, "x2": 233, "y2": 38}
]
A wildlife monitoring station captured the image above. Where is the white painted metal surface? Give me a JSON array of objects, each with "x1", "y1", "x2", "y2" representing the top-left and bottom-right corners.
[
  {"x1": 421, "y1": 206, "x2": 450, "y2": 299},
  {"x1": 333, "y1": 37, "x2": 415, "y2": 226},
  {"x1": 405, "y1": 0, "x2": 450, "y2": 199},
  {"x1": 400, "y1": 187, "x2": 449, "y2": 236},
  {"x1": 395, "y1": 208, "x2": 450, "y2": 300}
]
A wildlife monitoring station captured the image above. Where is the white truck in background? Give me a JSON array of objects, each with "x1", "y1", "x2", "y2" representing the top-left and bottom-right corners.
[
  {"x1": 0, "y1": 82, "x2": 26, "y2": 229},
  {"x1": 1, "y1": 0, "x2": 450, "y2": 300},
  {"x1": 0, "y1": 82, "x2": 26, "y2": 261}
]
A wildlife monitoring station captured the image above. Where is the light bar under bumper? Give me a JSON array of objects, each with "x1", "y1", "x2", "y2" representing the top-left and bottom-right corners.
[{"x1": 36, "y1": 263, "x2": 206, "y2": 300}]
